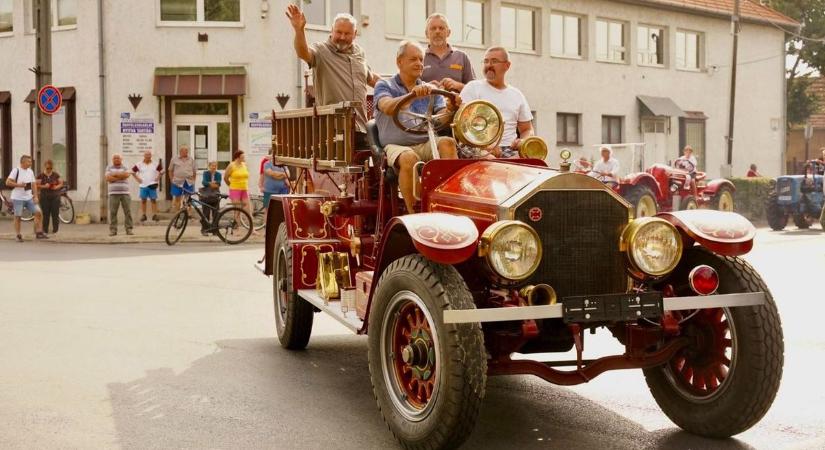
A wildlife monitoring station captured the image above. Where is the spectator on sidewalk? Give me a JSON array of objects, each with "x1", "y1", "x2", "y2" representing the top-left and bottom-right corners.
[
  {"x1": 746, "y1": 164, "x2": 761, "y2": 177},
  {"x1": 37, "y1": 159, "x2": 63, "y2": 235},
  {"x1": 105, "y1": 153, "x2": 134, "y2": 236},
  {"x1": 5, "y1": 155, "x2": 47, "y2": 241},
  {"x1": 168, "y1": 145, "x2": 196, "y2": 212},
  {"x1": 132, "y1": 150, "x2": 163, "y2": 222},
  {"x1": 199, "y1": 161, "x2": 223, "y2": 235},
  {"x1": 257, "y1": 153, "x2": 271, "y2": 193},
  {"x1": 225, "y1": 150, "x2": 255, "y2": 232},
  {"x1": 261, "y1": 158, "x2": 290, "y2": 222}
]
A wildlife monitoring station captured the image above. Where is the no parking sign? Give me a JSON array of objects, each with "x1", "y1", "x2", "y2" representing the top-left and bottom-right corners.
[{"x1": 37, "y1": 85, "x2": 62, "y2": 115}]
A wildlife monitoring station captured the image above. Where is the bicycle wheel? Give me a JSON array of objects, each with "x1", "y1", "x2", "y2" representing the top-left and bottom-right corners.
[
  {"x1": 59, "y1": 195, "x2": 75, "y2": 224},
  {"x1": 215, "y1": 206, "x2": 253, "y2": 244},
  {"x1": 239, "y1": 206, "x2": 266, "y2": 231},
  {"x1": 165, "y1": 209, "x2": 188, "y2": 246}
]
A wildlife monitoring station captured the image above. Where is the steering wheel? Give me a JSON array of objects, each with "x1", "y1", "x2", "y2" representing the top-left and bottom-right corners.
[
  {"x1": 589, "y1": 172, "x2": 619, "y2": 188},
  {"x1": 392, "y1": 88, "x2": 458, "y2": 135},
  {"x1": 674, "y1": 158, "x2": 696, "y2": 173}
]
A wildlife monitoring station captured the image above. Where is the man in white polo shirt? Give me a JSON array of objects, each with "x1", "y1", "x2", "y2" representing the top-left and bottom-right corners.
[
  {"x1": 5, "y1": 155, "x2": 47, "y2": 242},
  {"x1": 460, "y1": 46, "x2": 534, "y2": 158}
]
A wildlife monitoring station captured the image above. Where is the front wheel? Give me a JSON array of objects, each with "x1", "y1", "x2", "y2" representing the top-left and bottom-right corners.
[
  {"x1": 645, "y1": 247, "x2": 783, "y2": 438},
  {"x1": 624, "y1": 185, "x2": 658, "y2": 218},
  {"x1": 273, "y1": 223, "x2": 314, "y2": 349},
  {"x1": 681, "y1": 195, "x2": 699, "y2": 211},
  {"x1": 215, "y1": 206, "x2": 253, "y2": 244},
  {"x1": 368, "y1": 255, "x2": 486, "y2": 450},
  {"x1": 165, "y1": 209, "x2": 188, "y2": 246},
  {"x1": 710, "y1": 186, "x2": 735, "y2": 212},
  {"x1": 59, "y1": 195, "x2": 75, "y2": 224},
  {"x1": 792, "y1": 213, "x2": 814, "y2": 229},
  {"x1": 765, "y1": 192, "x2": 788, "y2": 231}
]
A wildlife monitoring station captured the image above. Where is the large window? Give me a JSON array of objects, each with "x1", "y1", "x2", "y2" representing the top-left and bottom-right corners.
[
  {"x1": 27, "y1": 88, "x2": 76, "y2": 189},
  {"x1": 446, "y1": 0, "x2": 484, "y2": 45},
  {"x1": 29, "y1": 0, "x2": 76, "y2": 30},
  {"x1": 0, "y1": 0, "x2": 12, "y2": 33},
  {"x1": 556, "y1": 113, "x2": 580, "y2": 145},
  {"x1": 305, "y1": 0, "x2": 352, "y2": 28},
  {"x1": 549, "y1": 12, "x2": 581, "y2": 58},
  {"x1": 596, "y1": 19, "x2": 626, "y2": 63},
  {"x1": 602, "y1": 116, "x2": 623, "y2": 144},
  {"x1": 385, "y1": 0, "x2": 427, "y2": 37},
  {"x1": 501, "y1": 5, "x2": 535, "y2": 52},
  {"x1": 160, "y1": 0, "x2": 240, "y2": 23},
  {"x1": 637, "y1": 25, "x2": 664, "y2": 66},
  {"x1": 676, "y1": 30, "x2": 702, "y2": 70}
]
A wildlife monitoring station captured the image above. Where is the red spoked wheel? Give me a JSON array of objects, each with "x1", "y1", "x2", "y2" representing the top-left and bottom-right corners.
[
  {"x1": 665, "y1": 308, "x2": 735, "y2": 401},
  {"x1": 382, "y1": 291, "x2": 440, "y2": 420}
]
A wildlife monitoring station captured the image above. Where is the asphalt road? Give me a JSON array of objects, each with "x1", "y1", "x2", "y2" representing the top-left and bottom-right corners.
[{"x1": 1, "y1": 227, "x2": 823, "y2": 449}]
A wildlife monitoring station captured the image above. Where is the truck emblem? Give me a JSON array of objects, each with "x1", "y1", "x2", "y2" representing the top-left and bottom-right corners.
[{"x1": 528, "y1": 207, "x2": 543, "y2": 222}]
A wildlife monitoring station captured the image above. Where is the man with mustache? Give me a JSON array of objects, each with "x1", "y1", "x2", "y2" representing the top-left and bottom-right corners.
[
  {"x1": 375, "y1": 41, "x2": 460, "y2": 214},
  {"x1": 460, "y1": 47, "x2": 534, "y2": 158},
  {"x1": 286, "y1": 5, "x2": 380, "y2": 148},
  {"x1": 422, "y1": 13, "x2": 475, "y2": 93}
]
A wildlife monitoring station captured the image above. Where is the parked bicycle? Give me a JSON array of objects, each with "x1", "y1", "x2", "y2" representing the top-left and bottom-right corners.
[
  {"x1": 0, "y1": 184, "x2": 74, "y2": 223},
  {"x1": 165, "y1": 189, "x2": 253, "y2": 246},
  {"x1": 241, "y1": 194, "x2": 267, "y2": 231}
]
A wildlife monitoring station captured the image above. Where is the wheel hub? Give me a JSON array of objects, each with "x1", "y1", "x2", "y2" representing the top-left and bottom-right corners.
[{"x1": 668, "y1": 308, "x2": 734, "y2": 400}]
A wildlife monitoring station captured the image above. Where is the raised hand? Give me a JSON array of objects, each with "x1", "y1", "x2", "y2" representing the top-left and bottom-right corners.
[{"x1": 285, "y1": 4, "x2": 306, "y2": 30}]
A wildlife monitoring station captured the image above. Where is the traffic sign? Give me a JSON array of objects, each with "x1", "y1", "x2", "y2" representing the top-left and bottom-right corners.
[{"x1": 37, "y1": 85, "x2": 62, "y2": 115}]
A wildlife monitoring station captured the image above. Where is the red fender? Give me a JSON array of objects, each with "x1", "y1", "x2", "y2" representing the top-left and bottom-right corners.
[
  {"x1": 657, "y1": 210, "x2": 755, "y2": 256},
  {"x1": 619, "y1": 172, "x2": 664, "y2": 199},
  {"x1": 385, "y1": 213, "x2": 479, "y2": 265},
  {"x1": 702, "y1": 178, "x2": 736, "y2": 197}
]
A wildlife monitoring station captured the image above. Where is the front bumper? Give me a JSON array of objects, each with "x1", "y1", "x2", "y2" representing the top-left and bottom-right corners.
[{"x1": 442, "y1": 292, "x2": 766, "y2": 324}]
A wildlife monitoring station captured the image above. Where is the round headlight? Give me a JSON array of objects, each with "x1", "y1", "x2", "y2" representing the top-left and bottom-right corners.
[
  {"x1": 452, "y1": 100, "x2": 504, "y2": 148},
  {"x1": 622, "y1": 218, "x2": 683, "y2": 277},
  {"x1": 480, "y1": 221, "x2": 542, "y2": 281}
]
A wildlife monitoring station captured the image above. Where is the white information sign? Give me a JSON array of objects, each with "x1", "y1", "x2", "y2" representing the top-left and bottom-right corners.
[
  {"x1": 248, "y1": 112, "x2": 272, "y2": 155},
  {"x1": 120, "y1": 112, "x2": 155, "y2": 156}
]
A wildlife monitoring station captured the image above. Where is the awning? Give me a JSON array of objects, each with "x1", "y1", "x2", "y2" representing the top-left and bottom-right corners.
[
  {"x1": 637, "y1": 95, "x2": 685, "y2": 118},
  {"x1": 24, "y1": 87, "x2": 76, "y2": 102},
  {"x1": 683, "y1": 111, "x2": 708, "y2": 120},
  {"x1": 153, "y1": 66, "x2": 246, "y2": 96},
  {"x1": 0, "y1": 91, "x2": 10, "y2": 104}
]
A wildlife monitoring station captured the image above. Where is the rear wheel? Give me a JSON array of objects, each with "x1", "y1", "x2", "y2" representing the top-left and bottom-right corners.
[
  {"x1": 368, "y1": 255, "x2": 486, "y2": 450},
  {"x1": 214, "y1": 206, "x2": 253, "y2": 244},
  {"x1": 792, "y1": 213, "x2": 814, "y2": 229},
  {"x1": 58, "y1": 195, "x2": 75, "y2": 224},
  {"x1": 624, "y1": 185, "x2": 659, "y2": 218},
  {"x1": 765, "y1": 192, "x2": 788, "y2": 231},
  {"x1": 273, "y1": 223, "x2": 314, "y2": 350},
  {"x1": 165, "y1": 209, "x2": 188, "y2": 246},
  {"x1": 711, "y1": 186, "x2": 735, "y2": 212},
  {"x1": 645, "y1": 247, "x2": 783, "y2": 438}
]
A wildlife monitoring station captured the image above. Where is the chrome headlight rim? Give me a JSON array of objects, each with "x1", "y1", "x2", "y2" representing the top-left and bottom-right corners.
[
  {"x1": 452, "y1": 100, "x2": 504, "y2": 149},
  {"x1": 622, "y1": 217, "x2": 683, "y2": 278},
  {"x1": 479, "y1": 220, "x2": 542, "y2": 282}
]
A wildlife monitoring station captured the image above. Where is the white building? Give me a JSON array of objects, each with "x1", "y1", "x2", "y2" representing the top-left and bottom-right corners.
[{"x1": 0, "y1": 0, "x2": 798, "y2": 219}]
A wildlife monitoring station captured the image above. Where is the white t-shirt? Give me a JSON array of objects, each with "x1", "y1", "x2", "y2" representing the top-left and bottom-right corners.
[
  {"x1": 7, "y1": 167, "x2": 36, "y2": 201},
  {"x1": 460, "y1": 80, "x2": 533, "y2": 147},
  {"x1": 591, "y1": 158, "x2": 621, "y2": 183},
  {"x1": 132, "y1": 160, "x2": 162, "y2": 188}
]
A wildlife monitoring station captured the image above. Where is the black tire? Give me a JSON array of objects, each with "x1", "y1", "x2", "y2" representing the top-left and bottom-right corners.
[
  {"x1": 681, "y1": 195, "x2": 698, "y2": 211},
  {"x1": 59, "y1": 195, "x2": 75, "y2": 224},
  {"x1": 368, "y1": 255, "x2": 486, "y2": 450},
  {"x1": 165, "y1": 209, "x2": 188, "y2": 246},
  {"x1": 214, "y1": 206, "x2": 253, "y2": 244},
  {"x1": 792, "y1": 213, "x2": 813, "y2": 229},
  {"x1": 645, "y1": 247, "x2": 783, "y2": 438},
  {"x1": 710, "y1": 186, "x2": 735, "y2": 212},
  {"x1": 273, "y1": 223, "x2": 314, "y2": 350},
  {"x1": 765, "y1": 192, "x2": 788, "y2": 231},
  {"x1": 624, "y1": 185, "x2": 659, "y2": 218}
]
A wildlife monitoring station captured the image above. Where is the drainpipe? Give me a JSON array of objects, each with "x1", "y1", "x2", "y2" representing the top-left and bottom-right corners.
[{"x1": 97, "y1": 0, "x2": 108, "y2": 222}]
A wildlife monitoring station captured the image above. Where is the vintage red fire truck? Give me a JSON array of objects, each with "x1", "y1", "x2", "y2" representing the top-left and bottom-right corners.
[{"x1": 256, "y1": 91, "x2": 783, "y2": 449}]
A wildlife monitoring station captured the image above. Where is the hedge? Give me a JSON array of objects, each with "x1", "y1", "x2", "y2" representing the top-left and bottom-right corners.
[{"x1": 728, "y1": 177, "x2": 775, "y2": 221}]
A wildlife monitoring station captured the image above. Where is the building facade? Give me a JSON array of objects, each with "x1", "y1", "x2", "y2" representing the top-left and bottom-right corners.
[{"x1": 0, "y1": 0, "x2": 796, "y2": 219}]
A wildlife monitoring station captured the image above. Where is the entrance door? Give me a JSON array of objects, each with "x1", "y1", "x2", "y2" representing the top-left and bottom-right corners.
[
  {"x1": 172, "y1": 101, "x2": 233, "y2": 188},
  {"x1": 642, "y1": 118, "x2": 668, "y2": 168}
]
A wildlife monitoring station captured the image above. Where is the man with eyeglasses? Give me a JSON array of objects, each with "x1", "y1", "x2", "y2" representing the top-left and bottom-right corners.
[{"x1": 460, "y1": 47, "x2": 534, "y2": 158}]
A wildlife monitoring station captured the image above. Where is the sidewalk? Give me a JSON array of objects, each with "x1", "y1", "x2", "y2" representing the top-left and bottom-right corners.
[{"x1": 0, "y1": 219, "x2": 265, "y2": 245}]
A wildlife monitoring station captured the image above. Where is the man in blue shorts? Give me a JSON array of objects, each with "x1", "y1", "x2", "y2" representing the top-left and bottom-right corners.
[
  {"x1": 5, "y1": 155, "x2": 47, "y2": 241},
  {"x1": 132, "y1": 150, "x2": 164, "y2": 222}
]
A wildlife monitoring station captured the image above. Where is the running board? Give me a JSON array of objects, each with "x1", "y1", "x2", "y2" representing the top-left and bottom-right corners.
[
  {"x1": 443, "y1": 292, "x2": 767, "y2": 324},
  {"x1": 296, "y1": 289, "x2": 364, "y2": 333}
]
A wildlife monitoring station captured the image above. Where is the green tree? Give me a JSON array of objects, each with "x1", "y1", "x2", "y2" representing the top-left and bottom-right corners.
[{"x1": 770, "y1": 0, "x2": 825, "y2": 125}]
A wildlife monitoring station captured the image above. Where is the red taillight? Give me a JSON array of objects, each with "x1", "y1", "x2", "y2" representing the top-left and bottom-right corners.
[{"x1": 689, "y1": 265, "x2": 719, "y2": 295}]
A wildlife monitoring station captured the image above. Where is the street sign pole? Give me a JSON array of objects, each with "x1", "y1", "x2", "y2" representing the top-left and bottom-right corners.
[
  {"x1": 35, "y1": 0, "x2": 53, "y2": 172},
  {"x1": 723, "y1": 0, "x2": 741, "y2": 178}
]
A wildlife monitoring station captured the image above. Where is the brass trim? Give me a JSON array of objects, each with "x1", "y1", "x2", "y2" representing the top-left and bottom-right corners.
[
  {"x1": 620, "y1": 217, "x2": 684, "y2": 278},
  {"x1": 430, "y1": 202, "x2": 498, "y2": 222},
  {"x1": 290, "y1": 199, "x2": 328, "y2": 239},
  {"x1": 478, "y1": 220, "x2": 543, "y2": 282},
  {"x1": 317, "y1": 251, "x2": 353, "y2": 301},
  {"x1": 451, "y1": 100, "x2": 504, "y2": 148},
  {"x1": 518, "y1": 136, "x2": 549, "y2": 160}
]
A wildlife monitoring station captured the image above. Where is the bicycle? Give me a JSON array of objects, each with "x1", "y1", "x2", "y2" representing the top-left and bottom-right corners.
[
  {"x1": 1, "y1": 184, "x2": 74, "y2": 223},
  {"x1": 241, "y1": 194, "x2": 267, "y2": 231},
  {"x1": 165, "y1": 189, "x2": 253, "y2": 246}
]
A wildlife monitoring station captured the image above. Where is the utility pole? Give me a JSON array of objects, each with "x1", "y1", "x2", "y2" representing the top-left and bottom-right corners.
[
  {"x1": 34, "y1": 0, "x2": 53, "y2": 172},
  {"x1": 724, "y1": 0, "x2": 741, "y2": 178}
]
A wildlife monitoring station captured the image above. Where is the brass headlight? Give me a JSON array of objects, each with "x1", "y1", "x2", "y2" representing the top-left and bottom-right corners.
[
  {"x1": 622, "y1": 218, "x2": 683, "y2": 277},
  {"x1": 452, "y1": 100, "x2": 504, "y2": 148},
  {"x1": 518, "y1": 136, "x2": 548, "y2": 160},
  {"x1": 479, "y1": 221, "x2": 542, "y2": 282}
]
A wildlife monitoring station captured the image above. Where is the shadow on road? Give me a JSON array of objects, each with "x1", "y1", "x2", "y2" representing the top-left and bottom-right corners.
[
  {"x1": 107, "y1": 336, "x2": 754, "y2": 450},
  {"x1": 1, "y1": 241, "x2": 259, "y2": 263}
]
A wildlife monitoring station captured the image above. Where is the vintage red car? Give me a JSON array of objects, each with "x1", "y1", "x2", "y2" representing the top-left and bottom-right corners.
[
  {"x1": 613, "y1": 163, "x2": 737, "y2": 218},
  {"x1": 257, "y1": 92, "x2": 782, "y2": 450}
]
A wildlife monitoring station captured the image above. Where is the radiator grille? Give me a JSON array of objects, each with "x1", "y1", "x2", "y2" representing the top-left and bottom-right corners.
[{"x1": 515, "y1": 190, "x2": 629, "y2": 300}]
